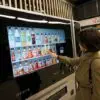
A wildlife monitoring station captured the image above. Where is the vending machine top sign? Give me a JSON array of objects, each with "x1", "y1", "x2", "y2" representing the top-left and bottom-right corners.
[{"x1": 7, "y1": 26, "x2": 66, "y2": 78}]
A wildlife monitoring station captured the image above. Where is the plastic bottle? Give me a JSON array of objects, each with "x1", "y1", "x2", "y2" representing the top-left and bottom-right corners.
[
  {"x1": 8, "y1": 27, "x2": 15, "y2": 48},
  {"x1": 20, "y1": 28, "x2": 26, "y2": 46},
  {"x1": 51, "y1": 33, "x2": 54, "y2": 43},
  {"x1": 37, "y1": 46, "x2": 41, "y2": 56},
  {"x1": 11, "y1": 49, "x2": 15, "y2": 61},
  {"x1": 38, "y1": 59, "x2": 42, "y2": 68},
  {"x1": 23, "y1": 62, "x2": 29, "y2": 74},
  {"x1": 19, "y1": 63, "x2": 24, "y2": 75},
  {"x1": 22, "y1": 48, "x2": 27, "y2": 60},
  {"x1": 26, "y1": 28, "x2": 32, "y2": 46},
  {"x1": 27, "y1": 47, "x2": 33, "y2": 58},
  {"x1": 41, "y1": 33, "x2": 44, "y2": 44},
  {"x1": 13, "y1": 64, "x2": 17, "y2": 77},
  {"x1": 15, "y1": 28, "x2": 21, "y2": 47},
  {"x1": 31, "y1": 31, "x2": 36, "y2": 45},
  {"x1": 34, "y1": 60, "x2": 38, "y2": 70},
  {"x1": 44, "y1": 33, "x2": 48, "y2": 44},
  {"x1": 28, "y1": 60, "x2": 33, "y2": 72},
  {"x1": 48, "y1": 33, "x2": 51, "y2": 44},
  {"x1": 15, "y1": 48, "x2": 21, "y2": 61},
  {"x1": 32, "y1": 46, "x2": 37, "y2": 57}
]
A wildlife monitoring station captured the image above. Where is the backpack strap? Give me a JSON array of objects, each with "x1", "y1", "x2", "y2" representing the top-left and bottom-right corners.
[{"x1": 89, "y1": 57, "x2": 100, "y2": 94}]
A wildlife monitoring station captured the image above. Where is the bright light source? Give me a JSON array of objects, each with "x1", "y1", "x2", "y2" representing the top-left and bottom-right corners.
[
  {"x1": 48, "y1": 21, "x2": 70, "y2": 25},
  {"x1": 0, "y1": 14, "x2": 16, "y2": 19},
  {"x1": 17, "y1": 17, "x2": 48, "y2": 23}
]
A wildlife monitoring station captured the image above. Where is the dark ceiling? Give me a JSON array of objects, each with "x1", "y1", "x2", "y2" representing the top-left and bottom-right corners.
[{"x1": 70, "y1": 0, "x2": 93, "y2": 5}]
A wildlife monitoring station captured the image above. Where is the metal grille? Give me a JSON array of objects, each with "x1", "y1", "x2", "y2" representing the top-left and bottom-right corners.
[{"x1": 0, "y1": 0, "x2": 73, "y2": 19}]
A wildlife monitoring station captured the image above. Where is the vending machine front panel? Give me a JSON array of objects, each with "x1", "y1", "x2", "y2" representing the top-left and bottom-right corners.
[{"x1": 0, "y1": 18, "x2": 73, "y2": 100}]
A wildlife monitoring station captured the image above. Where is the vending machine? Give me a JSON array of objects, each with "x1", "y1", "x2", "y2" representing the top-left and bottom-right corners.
[{"x1": 0, "y1": 18, "x2": 74, "y2": 100}]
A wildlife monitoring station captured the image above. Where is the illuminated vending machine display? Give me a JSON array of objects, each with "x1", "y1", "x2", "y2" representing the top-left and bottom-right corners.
[{"x1": 7, "y1": 27, "x2": 66, "y2": 78}]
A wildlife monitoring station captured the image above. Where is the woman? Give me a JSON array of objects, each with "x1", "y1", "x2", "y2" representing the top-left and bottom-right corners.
[{"x1": 49, "y1": 28, "x2": 100, "y2": 100}]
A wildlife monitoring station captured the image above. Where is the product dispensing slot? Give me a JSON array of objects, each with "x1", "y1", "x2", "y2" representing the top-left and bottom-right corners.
[{"x1": 47, "y1": 86, "x2": 67, "y2": 100}]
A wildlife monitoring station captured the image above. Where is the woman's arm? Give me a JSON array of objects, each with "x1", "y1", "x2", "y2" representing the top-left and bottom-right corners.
[
  {"x1": 48, "y1": 50, "x2": 80, "y2": 66},
  {"x1": 91, "y1": 59, "x2": 100, "y2": 100},
  {"x1": 58, "y1": 55, "x2": 80, "y2": 66}
]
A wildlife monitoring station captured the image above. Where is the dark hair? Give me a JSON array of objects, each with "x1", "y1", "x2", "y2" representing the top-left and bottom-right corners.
[{"x1": 78, "y1": 27, "x2": 100, "y2": 52}]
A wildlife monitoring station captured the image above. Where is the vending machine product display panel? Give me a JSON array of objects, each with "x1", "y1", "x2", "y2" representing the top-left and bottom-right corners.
[
  {"x1": 7, "y1": 26, "x2": 66, "y2": 78},
  {"x1": 0, "y1": 18, "x2": 73, "y2": 100}
]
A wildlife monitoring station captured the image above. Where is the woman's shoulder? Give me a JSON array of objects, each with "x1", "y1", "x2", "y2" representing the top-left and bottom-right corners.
[{"x1": 90, "y1": 51, "x2": 100, "y2": 70}]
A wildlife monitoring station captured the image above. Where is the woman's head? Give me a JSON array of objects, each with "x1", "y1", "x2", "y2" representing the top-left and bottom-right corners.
[{"x1": 78, "y1": 27, "x2": 100, "y2": 52}]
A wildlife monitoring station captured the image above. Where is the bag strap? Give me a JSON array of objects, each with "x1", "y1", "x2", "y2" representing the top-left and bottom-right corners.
[{"x1": 89, "y1": 57, "x2": 100, "y2": 94}]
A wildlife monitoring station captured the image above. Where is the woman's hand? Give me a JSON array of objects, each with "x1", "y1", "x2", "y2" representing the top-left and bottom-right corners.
[{"x1": 48, "y1": 50, "x2": 58, "y2": 58}]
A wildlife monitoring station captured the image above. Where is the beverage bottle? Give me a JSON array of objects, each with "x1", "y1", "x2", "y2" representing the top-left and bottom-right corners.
[
  {"x1": 11, "y1": 49, "x2": 15, "y2": 61},
  {"x1": 38, "y1": 59, "x2": 42, "y2": 68},
  {"x1": 19, "y1": 63, "x2": 24, "y2": 75},
  {"x1": 15, "y1": 48, "x2": 21, "y2": 61},
  {"x1": 51, "y1": 33, "x2": 54, "y2": 43},
  {"x1": 46, "y1": 58, "x2": 49, "y2": 66},
  {"x1": 41, "y1": 33, "x2": 44, "y2": 44},
  {"x1": 31, "y1": 31, "x2": 36, "y2": 45},
  {"x1": 26, "y1": 28, "x2": 32, "y2": 46},
  {"x1": 43, "y1": 59, "x2": 46, "y2": 67},
  {"x1": 13, "y1": 63, "x2": 17, "y2": 77},
  {"x1": 32, "y1": 46, "x2": 37, "y2": 57},
  {"x1": 48, "y1": 33, "x2": 51, "y2": 44},
  {"x1": 45, "y1": 45, "x2": 48, "y2": 55},
  {"x1": 28, "y1": 60, "x2": 33, "y2": 72},
  {"x1": 27, "y1": 47, "x2": 33, "y2": 58},
  {"x1": 23, "y1": 62, "x2": 29, "y2": 74},
  {"x1": 37, "y1": 46, "x2": 41, "y2": 56},
  {"x1": 8, "y1": 27, "x2": 15, "y2": 48},
  {"x1": 34, "y1": 60, "x2": 38, "y2": 70},
  {"x1": 35, "y1": 33, "x2": 38, "y2": 45},
  {"x1": 44, "y1": 33, "x2": 48, "y2": 44},
  {"x1": 54, "y1": 33, "x2": 57, "y2": 43},
  {"x1": 15, "y1": 28, "x2": 21, "y2": 47},
  {"x1": 22, "y1": 48, "x2": 27, "y2": 60},
  {"x1": 20, "y1": 28, "x2": 26, "y2": 46}
]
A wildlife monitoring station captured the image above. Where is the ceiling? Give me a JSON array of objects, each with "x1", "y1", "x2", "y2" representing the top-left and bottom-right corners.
[{"x1": 69, "y1": 0, "x2": 93, "y2": 5}]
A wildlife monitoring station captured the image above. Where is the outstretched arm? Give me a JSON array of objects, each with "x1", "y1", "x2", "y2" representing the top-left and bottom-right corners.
[
  {"x1": 48, "y1": 50, "x2": 80, "y2": 66},
  {"x1": 58, "y1": 55, "x2": 80, "y2": 66}
]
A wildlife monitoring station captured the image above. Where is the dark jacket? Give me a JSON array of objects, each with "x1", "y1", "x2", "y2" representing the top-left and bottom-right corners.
[{"x1": 58, "y1": 51, "x2": 100, "y2": 100}]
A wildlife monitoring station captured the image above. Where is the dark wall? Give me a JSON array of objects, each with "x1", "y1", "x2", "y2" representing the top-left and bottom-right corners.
[{"x1": 74, "y1": 0, "x2": 100, "y2": 20}]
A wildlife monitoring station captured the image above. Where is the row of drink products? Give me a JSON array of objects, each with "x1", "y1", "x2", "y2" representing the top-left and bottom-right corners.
[
  {"x1": 11, "y1": 44, "x2": 56, "y2": 62},
  {"x1": 8, "y1": 27, "x2": 65, "y2": 48},
  {"x1": 13, "y1": 57, "x2": 57, "y2": 77}
]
